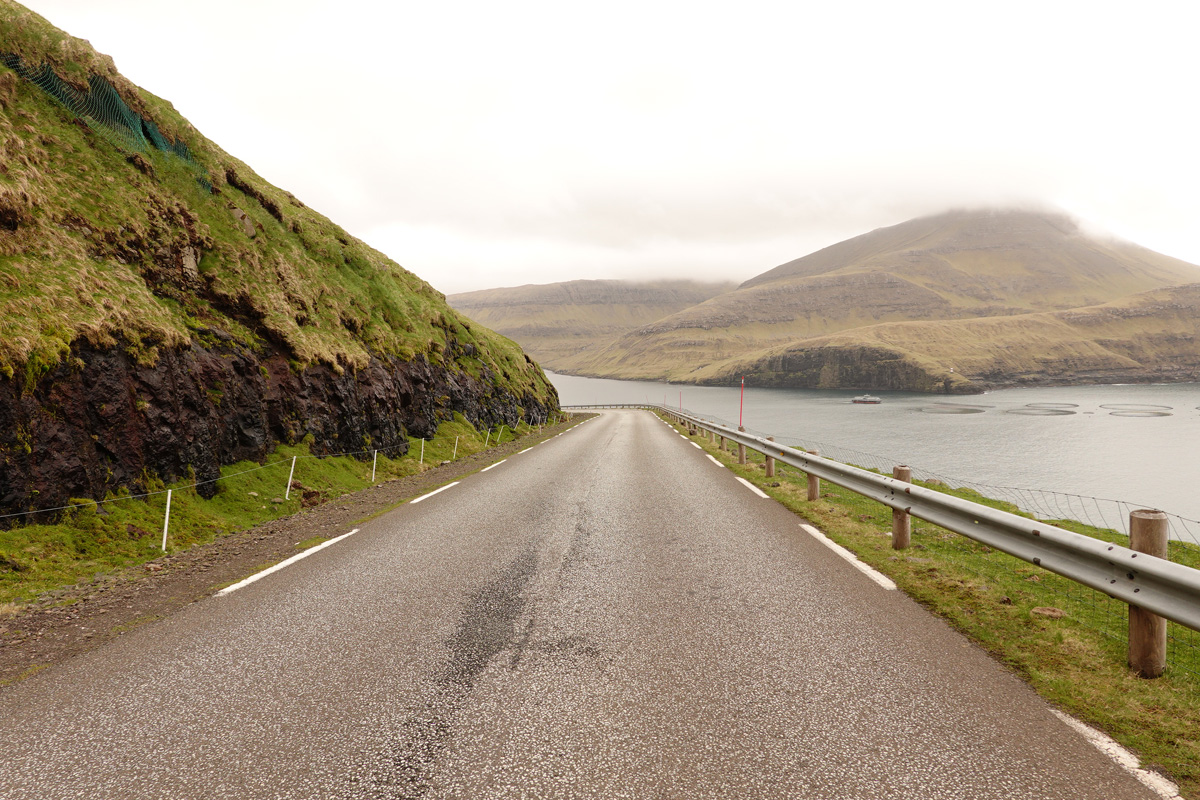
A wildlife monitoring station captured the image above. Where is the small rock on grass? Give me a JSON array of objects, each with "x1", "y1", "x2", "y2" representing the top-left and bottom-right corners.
[{"x1": 1031, "y1": 606, "x2": 1064, "y2": 619}]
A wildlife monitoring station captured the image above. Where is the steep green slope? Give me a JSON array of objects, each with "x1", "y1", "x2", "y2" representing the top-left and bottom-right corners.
[
  {"x1": 566, "y1": 209, "x2": 1200, "y2": 386},
  {"x1": 0, "y1": 2, "x2": 557, "y2": 516},
  {"x1": 448, "y1": 279, "x2": 735, "y2": 368}
]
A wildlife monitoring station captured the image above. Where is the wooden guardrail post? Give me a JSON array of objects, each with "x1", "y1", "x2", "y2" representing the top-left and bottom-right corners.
[
  {"x1": 1129, "y1": 509, "x2": 1169, "y2": 678},
  {"x1": 892, "y1": 465, "x2": 912, "y2": 549},
  {"x1": 737, "y1": 426, "x2": 747, "y2": 464},
  {"x1": 765, "y1": 437, "x2": 775, "y2": 478},
  {"x1": 806, "y1": 450, "x2": 820, "y2": 500}
]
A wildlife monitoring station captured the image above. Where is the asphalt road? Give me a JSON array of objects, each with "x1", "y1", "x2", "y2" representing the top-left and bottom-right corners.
[{"x1": 0, "y1": 410, "x2": 1164, "y2": 799}]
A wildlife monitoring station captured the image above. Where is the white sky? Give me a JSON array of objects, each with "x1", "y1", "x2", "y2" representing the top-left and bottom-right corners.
[{"x1": 16, "y1": 0, "x2": 1200, "y2": 295}]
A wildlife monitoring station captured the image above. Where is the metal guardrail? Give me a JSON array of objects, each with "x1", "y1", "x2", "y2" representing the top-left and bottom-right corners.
[{"x1": 564, "y1": 405, "x2": 1200, "y2": 634}]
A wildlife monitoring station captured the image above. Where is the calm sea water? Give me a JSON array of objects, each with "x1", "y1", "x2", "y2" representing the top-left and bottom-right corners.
[{"x1": 548, "y1": 372, "x2": 1200, "y2": 524}]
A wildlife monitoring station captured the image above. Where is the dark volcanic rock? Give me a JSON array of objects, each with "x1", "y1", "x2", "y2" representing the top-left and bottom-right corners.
[
  {"x1": 732, "y1": 345, "x2": 968, "y2": 394},
  {"x1": 0, "y1": 338, "x2": 555, "y2": 519}
]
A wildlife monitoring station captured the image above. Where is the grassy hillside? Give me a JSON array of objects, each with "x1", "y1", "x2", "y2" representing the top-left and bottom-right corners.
[
  {"x1": 0, "y1": 2, "x2": 557, "y2": 517},
  {"x1": 713, "y1": 283, "x2": 1200, "y2": 391},
  {"x1": 564, "y1": 209, "x2": 1200, "y2": 388},
  {"x1": 0, "y1": 1, "x2": 552, "y2": 405},
  {"x1": 448, "y1": 279, "x2": 735, "y2": 368}
]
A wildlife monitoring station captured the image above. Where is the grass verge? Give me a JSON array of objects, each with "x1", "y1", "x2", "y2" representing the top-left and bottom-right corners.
[
  {"x1": 0, "y1": 414, "x2": 549, "y2": 607},
  {"x1": 661, "y1": 411, "x2": 1200, "y2": 799}
]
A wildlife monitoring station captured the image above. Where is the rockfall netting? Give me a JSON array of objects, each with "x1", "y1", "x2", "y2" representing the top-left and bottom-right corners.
[{"x1": 1, "y1": 52, "x2": 212, "y2": 191}]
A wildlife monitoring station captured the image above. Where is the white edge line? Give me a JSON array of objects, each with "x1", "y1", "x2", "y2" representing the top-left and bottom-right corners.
[
  {"x1": 481, "y1": 460, "x2": 506, "y2": 472},
  {"x1": 411, "y1": 481, "x2": 461, "y2": 503},
  {"x1": 706, "y1": 454, "x2": 725, "y2": 468},
  {"x1": 735, "y1": 476, "x2": 770, "y2": 499},
  {"x1": 800, "y1": 523, "x2": 897, "y2": 591},
  {"x1": 690, "y1": 442, "x2": 702, "y2": 450},
  {"x1": 519, "y1": 447, "x2": 533, "y2": 454},
  {"x1": 1051, "y1": 710, "x2": 1180, "y2": 799},
  {"x1": 218, "y1": 528, "x2": 360, "y2": 596}
]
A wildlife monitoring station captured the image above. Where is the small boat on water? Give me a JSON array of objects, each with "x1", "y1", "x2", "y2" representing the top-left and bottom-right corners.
[{"x1": 852, "y1": 394, "x2": 882, "y2": 404}]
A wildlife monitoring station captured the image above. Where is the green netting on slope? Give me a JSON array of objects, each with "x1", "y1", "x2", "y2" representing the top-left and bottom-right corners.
[{"x1": 1, "y1": 52, "x2": 212, "y2": 192}]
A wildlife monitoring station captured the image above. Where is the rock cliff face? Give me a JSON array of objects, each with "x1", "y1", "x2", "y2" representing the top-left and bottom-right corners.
[
  {"x1": 0, "y1": 336, "x2": 554, "y2": 518},
  {"x1": 728, "y1": 346, "x2": 961, "y2": 394}
]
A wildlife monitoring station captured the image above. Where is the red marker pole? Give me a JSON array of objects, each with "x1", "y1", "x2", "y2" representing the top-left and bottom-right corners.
[{"x1": 739, "y1": 375, "x2": 745, "y2": 428}]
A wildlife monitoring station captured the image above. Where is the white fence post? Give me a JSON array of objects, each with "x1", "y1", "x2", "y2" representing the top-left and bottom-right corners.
[
  {"x1": 161, "y1": 489, "x2": 173, "y2": 551},
  {"x1": 420, "y1": 438, "x2": 425, "y2": 465},
  {"x1": 285, "y1": 455, "x2": 297, "y2": 500},
  {"x1": 485, "y1": 429, "x2": 491, "y2": 448},
  {"x1": 453, "y1": 435, "x2": 459, "y2": 459},
  {"x1": 371, "y1": 449, "x2": 378, "y2": 483}
]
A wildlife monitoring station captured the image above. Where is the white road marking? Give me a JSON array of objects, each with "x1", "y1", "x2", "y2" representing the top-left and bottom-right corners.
[
  {"x1": 519, "y1": 447, "x2": 533, "y2": 454},
  {"x1": 706, "y1": 454, "x2": 725, "y2": 468},
  {"x1": 735, "y1": 477, "x2": 770, "y2": 499},
  {"x1": 410, "y1": 481, "x2": 461, "y2": 503},
  {"x1": 799, "y1": 523, "x2": 897, "y2": 590},
  {"x1": 690, "y1": 442, "x2": 702, "y2": 450},
  {"x1": 481, "y1": 460, "x2": 506, "y2": 472},
  {"x1": 218, "y1": 529, "x2": 360, "y2": 596},
  {"x1": 1051, "y1": 710, "x2": 1181, "y2": 799}
]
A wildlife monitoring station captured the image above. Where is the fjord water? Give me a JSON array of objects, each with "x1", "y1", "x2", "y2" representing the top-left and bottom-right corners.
[{"x1": 548, "y1": 372, "x2": 1200, "y2": 524}]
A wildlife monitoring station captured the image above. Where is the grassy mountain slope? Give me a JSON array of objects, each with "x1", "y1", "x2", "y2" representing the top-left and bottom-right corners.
[
  {"x1": 565, "y1": 209, "x2": 1200, "y2": 387},
  {"x1": 0, "y1": 2, "x2": 556, "y2": 515},
  {"x1": 448, "y1": 279, "x2": 734, "y2": 368},
  {"x1": 0, "y1": 3, "x2": 548, "y2": 387},
  {"x1": 718, "y1": 283, "x2": 1200, "y2": 391}
]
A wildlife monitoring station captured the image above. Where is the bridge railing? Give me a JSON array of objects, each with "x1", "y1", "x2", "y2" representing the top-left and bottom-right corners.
[{"x1": 564, "y1": 404, "x2": 1200, "y2": 677}]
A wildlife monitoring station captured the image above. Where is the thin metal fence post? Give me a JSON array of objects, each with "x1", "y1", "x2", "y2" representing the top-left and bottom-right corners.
[
  {"x1": 892, "y1": 465, "x2": 912, "y2": 549},
  {"x1": 807, "y1": 450, "x2": 820, "y2": 501},
  {"x1": 285, "y1": 456, "x2": 297, "y2": 500},
  {"x1": 765, "y1": 437, "x2": 775, "y2": 478},
  {"x1": 371, "y1": 450, "x2": 378, "y2": 483},
  {"x1": 453, "y1": 435, "x2": 459, "y2": 459},
  {"x1": 484, "y1": 429, "x2": 491, "y2": 448},
  {"x1": 420, "y1": 438, "x2": 425, "y2": 465},
  {"x1": 160, "y1": 489, "x2": 172, "y2": 551},
  {"x1": 1129, "y1": 509, "x2": 1168, "y2": 678}
]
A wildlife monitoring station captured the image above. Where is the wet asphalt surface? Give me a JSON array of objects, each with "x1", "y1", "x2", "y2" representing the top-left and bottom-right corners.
[{"x1": 0, "y1": 410, "x2": 1163, "y2": 799}]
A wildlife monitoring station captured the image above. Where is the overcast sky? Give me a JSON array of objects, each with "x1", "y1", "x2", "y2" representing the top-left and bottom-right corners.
[{"x1": 17, "y1": 0, "x2": 1200, "y2": 295}]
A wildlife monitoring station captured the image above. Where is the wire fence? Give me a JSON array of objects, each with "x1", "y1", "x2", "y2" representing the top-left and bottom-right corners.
[
  {"x1": 0, "y1": 419, "x2": 546, "y2": 534},
  {"x1": 658, "y1": 404, "x2": 1200, "y2": 678},
  {"x1": 675, "y1": 405, "x2": 1200, "y2": 546}
]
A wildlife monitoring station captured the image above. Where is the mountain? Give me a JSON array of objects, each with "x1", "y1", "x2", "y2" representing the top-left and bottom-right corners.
[
  {"x1": 448, "y1": 279, "x2": 735, "y2": 369},
  {"x1": 725, "y1": 283, "x2": 1200, "y2": 392},
  {"x1": 0, "y1": 2, "x2": 556, "y2": 517},
  {"x1": 564, "y1": 209, "x2": 1200, "y2": 390}
]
